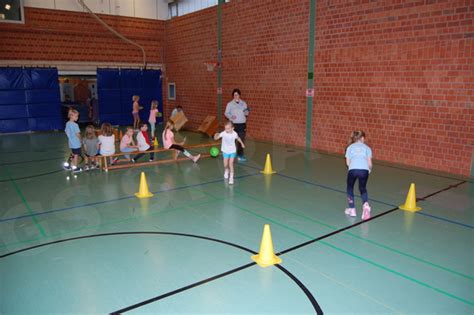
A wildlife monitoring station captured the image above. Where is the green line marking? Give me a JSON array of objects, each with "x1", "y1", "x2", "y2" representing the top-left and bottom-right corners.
[
  {"x1": 220, "y1": 197, "x2": 473, "y2": 307},
  {"x1": 1, "y1": 166, "x2": 46, "y2": 237},
  {"x1": 305, "y1": 0, "x2": 316, "y2": 151},
  {"x1": 233, "y1": 188, "x2": 474, "y2": 281}
]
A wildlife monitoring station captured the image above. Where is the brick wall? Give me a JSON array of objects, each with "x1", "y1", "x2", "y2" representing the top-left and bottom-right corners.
[
  {"x1": 312, "y1": 0, "x2": 473, "y2": 176},
  {"x1": 165, "y1": 0, "x2": 473, "y2": 176},
  {"x1": 0, "y1": 7, "x2": 165, "y2": 63}
]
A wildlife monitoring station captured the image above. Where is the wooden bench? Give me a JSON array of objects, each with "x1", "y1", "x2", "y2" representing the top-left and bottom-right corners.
[{"x1": 99, "y1": 142, "x2": 219, "y2": 171}]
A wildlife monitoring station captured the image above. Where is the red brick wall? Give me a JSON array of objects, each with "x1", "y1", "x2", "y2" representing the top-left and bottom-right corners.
[
  {"x1": 0, "y1": 7, "x2": 165, "y2": 63},
  {"x1": 165, "y1": 0, "x2": 473, "y2": 176},
  {"x1": 163, "y1": 7, "x2": 217, "y2": 128},
  {"x1": 312, "y1": 0, "x2": 473, "y2": 176}
]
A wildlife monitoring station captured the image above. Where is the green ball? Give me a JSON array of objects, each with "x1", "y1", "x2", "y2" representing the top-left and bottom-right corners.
[{"x1": 210, "y1": 147, "x2": 220, "y2": 157}]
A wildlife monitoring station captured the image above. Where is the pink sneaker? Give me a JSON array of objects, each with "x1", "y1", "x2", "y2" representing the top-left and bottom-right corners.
[
  {"x1": 344, "y1": 208, "x2": 356, "y2": 217},
  {"x1": 362, "y1": 202, "x2": 371, "y2": 220}
]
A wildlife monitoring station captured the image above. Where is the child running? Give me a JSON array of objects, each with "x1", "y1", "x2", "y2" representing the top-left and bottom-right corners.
[
  {"x1": 82, "y1": 125, "x2": 99, "y2": 170},
  {"x1": 120, "y1": 126, "x2": 138, "y2": 162},
  {"x1": 345, "y1": 130, "x2": 373, "y2": 220},
  {"x1": 132, "y1": 95, "x2": 142, "y2": 130},
  {"x1": 148, "y1": 100, "x2": 159, "y2": 140},
  {"x1": 132, "y1": 123, "x2": 154, "y2": 163},
  {"x1": 98, "y1": 122, "x2": 117, "y2": 165},
  {"x1": 64, "y1": 109, "x2": 83, "y2": 173},
  {"x1": 214, "y1": 121, "x2": 245, "y2": 184},
  {"x1": 162, "y1": 120, "x2": 200, "y2": 163}
]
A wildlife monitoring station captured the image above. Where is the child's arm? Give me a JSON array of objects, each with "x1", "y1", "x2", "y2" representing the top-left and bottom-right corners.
[
  {"x1": 346, "y1": 158, "x2": 351, "y2": 168},
  {"x1": 237, "y1": 137, "x2": 245, "y2": 148},
  {"x1": 213, "y1": 133, "x2": 221, "y2": 141},
  {"x1": 368, "y1": 157, "x2": 373, "y2": 173}
]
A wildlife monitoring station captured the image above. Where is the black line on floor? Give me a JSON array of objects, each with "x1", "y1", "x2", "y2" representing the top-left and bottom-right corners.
[
  {"x1": 0, "y1": 231, "x2": 322, "y2": 314},
  {"x1": 0, "y1": 157, "x2": 65, "y2": 166},
  {"x1": 110, "y1": 262, "x2": 257, "y2": 314},
  {"x1": 278, "y1": 180, "x2": 467, "y2": 256}
]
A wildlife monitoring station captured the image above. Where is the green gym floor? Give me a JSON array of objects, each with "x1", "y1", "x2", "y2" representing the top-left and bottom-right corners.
[{"x1": 0, "y1": 130, "x2": 473, "y2": 314}]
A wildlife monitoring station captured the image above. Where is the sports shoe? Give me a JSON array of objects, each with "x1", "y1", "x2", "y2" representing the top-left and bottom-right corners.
[
  {"x1": 84, "y1": 165, "x2": 90, "y2": 171},
  {"x1": 72, "y1": 167, "x2": 83, "y2": 173},
  {"x1": 111, "y1": 157, "x2": 119, "y2": 165},
  {"x1": 237, "y1": 156, "x2": 247, "y2": 162},
  {"x1": 224, "y1": 169, "x2": 229, "y2": 179},
  {"x1": 149, "y1": 159, "x2": 154, "y2": 162},
  {"x1": 193, "y1": 154, "x2": 201, "y2": 163},
  {"x1": 131, "y1": 158, "x2": 136, "y2": 163},
  {"x1": 229, "y1": 175, "x2": 234, "y2": 185},
  {"x1": 62, "y1": 162, "x2": 72, "y2": 171},
  {"x1": 344, "y1": 208, "x2": 356, "y2": 217},
  {"x1": 362, "y1": 202, "x2": 371, "y2": 220}
]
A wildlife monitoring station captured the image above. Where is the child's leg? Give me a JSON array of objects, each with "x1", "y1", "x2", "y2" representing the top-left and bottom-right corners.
[
  {"x1": 346, "y1": 170, "x2": 357, "y2": 208},
  {"x1": 149, "y1": 148, "x2": 154, "y2": 161},
  {"x1": 150, "y1": 123, "x2": 155, "y2": 139},
  {"x1": 358, "y1": 170, "x2": 370, "y2": 204},
  {"x1": 72, "y1": 154, "x2": 78, "y2": 167},
  {"x1": 170, "y1": 144, "x2": 194, "y2": 160},
  {"x1": 228, "y1": 157, "x2": 235, "y2": 175}
]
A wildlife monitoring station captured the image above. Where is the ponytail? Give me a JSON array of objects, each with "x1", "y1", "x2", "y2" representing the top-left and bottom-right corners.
[{"x1": 350, "y1": 130, "x2": 366, "y2": 144}]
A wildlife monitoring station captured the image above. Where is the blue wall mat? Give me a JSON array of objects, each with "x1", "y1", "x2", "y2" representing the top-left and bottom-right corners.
[
  {"x1": 25, "y1": 90, "x2": 61, "y2": 104},
  {"x1": 0, "y1": 90, "x2": 26, "y2": 105},
  {"x1": 24, "y1": 68, "x2": 59, "y2": 89},
  {"x1": 27, "y1": 103, "x2": 61, "y2": 118},
  {"x1": 0, "y1": 119, "x2": 29, "y2": 132},
  {"x1": 96, "y1": 69, "x2": 120, "y2": 89},
  {"x1": 28, "y1": 117, "x2": 63, "y2": 131},
  {"x1": 0, "y1": 68, "x2": 25, "y2": 90},
  {"x1": 0, "y1": 67, "x2": 61, "y2": 133},
  {"x1": 0, "y1": 105, "x2": 28, "y2": 119},
  {"x1": 120, "y1": 69, "x2": 143, "y2": 89}
]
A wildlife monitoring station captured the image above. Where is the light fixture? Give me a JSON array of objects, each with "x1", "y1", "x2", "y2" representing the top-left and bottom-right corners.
[{"x1": 5, "y1": 4, "x2": 11, "y2": 10}]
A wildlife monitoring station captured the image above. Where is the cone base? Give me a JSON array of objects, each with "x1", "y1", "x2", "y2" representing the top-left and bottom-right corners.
[
  {"x1": 251, "y1": 254, "x2": 282, "y2": 267},
  {"x1": 135, "y1": 192, "x2": 154, "y2": 199},
  {"x1": 399, "y1": 205, "x2": 421, "y2": 212},
  {"x1": 260, "y1": 170, "x2": 276, "y2": 175}
]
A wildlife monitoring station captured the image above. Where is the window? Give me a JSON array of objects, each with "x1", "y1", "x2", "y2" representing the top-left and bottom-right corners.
[
  {"x1": 168, "y1": 83, "x2": 176, "y2": 100},
  {"x1": 168, "y1": 2, "x2": 178, "y2": 19},
  {"x1": 0, "y1": 0, "x2": 24, "y2": 24}
]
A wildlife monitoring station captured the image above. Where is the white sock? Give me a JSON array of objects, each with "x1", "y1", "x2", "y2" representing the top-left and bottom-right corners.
[{"x1": 183, "y1": 150, "x2": 192, "y2": 158}]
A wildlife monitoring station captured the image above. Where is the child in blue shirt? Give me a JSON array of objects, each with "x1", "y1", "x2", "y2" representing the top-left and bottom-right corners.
[
  {"x1": 345, "y1": 130, "x2": 372, "y2": 219},
  {"x1": 64, "y1": 109, "x2": 83, "y2": 173}
]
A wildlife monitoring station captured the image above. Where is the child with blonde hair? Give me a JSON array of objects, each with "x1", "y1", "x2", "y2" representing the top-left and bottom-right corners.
[
  {"x1": 83, "y1": 125, "x2": 99, "y2": 170},
  {"x1": 345, "y1": 130, "x2": 373, "y2": 220},
  {"x1": 148, "y1": 100, "x2": 160, "y2": 139},
  {"x1": 162, "y1": 120, "x2": 200, "y2": 163},
  {"x1": 132, "y1": 95, "x2": 142, "y2": 130},
  {"x1": 98, "y1": 122, "x2": 117, "y2": 165},
  {"x1": 120, "y1": 126, "x2": 138, "y2": 162},
  {"x1": 63, "y1": 109, "x2": 83, "y2": 173},
  {"x1": 214, "y1": 121, "x2": 245, "y2": 184}
]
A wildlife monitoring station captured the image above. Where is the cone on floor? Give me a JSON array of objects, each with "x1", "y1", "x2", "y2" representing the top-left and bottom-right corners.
[
  {"x1": 260, "y1": 154, "x2": 276, "y2": 175},
  {"x1": 251, "y1": 224, "x2": 282, "y2": 267},
  {"x1": 135, "y1": 172, "x2": 153, "y2": 198},
  {"x1": 399, "y1": 183, "x2": 421, "y2": 212},
  {"x1": 154, "y1": 137, "x2": 159, "y2": 147}
]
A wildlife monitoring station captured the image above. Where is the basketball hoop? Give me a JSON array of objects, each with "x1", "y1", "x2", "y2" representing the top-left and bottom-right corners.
[{"x1": 204, "y1": 62, "x2": 219, "y2": 72}]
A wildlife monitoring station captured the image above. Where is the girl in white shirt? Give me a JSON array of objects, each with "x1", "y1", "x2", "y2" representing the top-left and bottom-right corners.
[
  {"x1": 214, "y1": 121, "x2": 245, "y2": 185},
  {"x1": 98, "y1": 122, "x2": 117, "y2": 165}
]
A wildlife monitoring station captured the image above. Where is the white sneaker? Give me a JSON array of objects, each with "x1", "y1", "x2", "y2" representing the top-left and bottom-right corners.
[
  {"x1": 344, "y1": 208, "x2": 356, "y2": 217},
  {"x1": 84, "y1": 165, "x2": 90, "y2": 171},
  {"x1": 229, "y1": 174, "x2": 234, "y2": 185},
  {"x1": 193, "y1": 154, "x2": 201, "y2": 163},
  {"x1": 224, "y1": 170, "x2": 229, "y2": 179}
]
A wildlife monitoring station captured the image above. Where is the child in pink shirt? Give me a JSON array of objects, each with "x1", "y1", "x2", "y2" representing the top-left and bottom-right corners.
[
  {"x1": 162, "y1": 120, "x2": 200, "y2": 163},
  {"x1": 120, "y1": 126, "x2": 138, "y2": 162}
]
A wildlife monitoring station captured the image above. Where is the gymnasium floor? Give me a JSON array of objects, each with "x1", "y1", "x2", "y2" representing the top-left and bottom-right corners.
[{"x1": 0, "y1": 130, "x2": 472, "y2": 314}]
